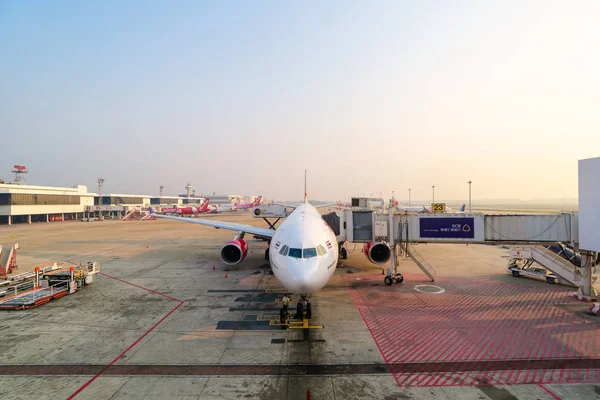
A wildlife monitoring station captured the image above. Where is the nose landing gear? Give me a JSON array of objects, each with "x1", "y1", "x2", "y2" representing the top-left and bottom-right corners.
[
  {"x1": 279, "y1": 307, "x2": 289, "y2": 326},
  {"x1": 272, "y1": 295, "x2": 323, "y2": 329},
  {"x1": 295, "y1": 295, "x2": 312, "y2": 319}
]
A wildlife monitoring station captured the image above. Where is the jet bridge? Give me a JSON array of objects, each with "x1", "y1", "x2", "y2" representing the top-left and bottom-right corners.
[
  {"x1": 336, "y1": 210, "x2": 578, "y2": 245},
  {"x1": 331, "y1": 206, "x2": 596, "y2": 301}
]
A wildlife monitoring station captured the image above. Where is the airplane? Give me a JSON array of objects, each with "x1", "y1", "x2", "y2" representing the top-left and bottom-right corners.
[
  {"x1": 218, "y1": 203, "x2": 238, "y2": 212},
  {"x1": 150, "y1": 197, "x2": 341, "y2": 294},
  {"x1": 148, "y1": 174, "x2": 392, "y2": 297},
  {"x1": 236, "y1": 196, "x2": 263, "y2": 210},
  {"x1": 160, "y1": 199, "x2": 210, "y2": 215},
  {"x1": 195, "y1": 199, "x2": 216, "y2": 213}
]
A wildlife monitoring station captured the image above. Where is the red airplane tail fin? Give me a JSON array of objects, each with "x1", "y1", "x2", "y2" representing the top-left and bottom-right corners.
[{"x1": 201, "y1": 198, "x2": 209, "y2": 211}]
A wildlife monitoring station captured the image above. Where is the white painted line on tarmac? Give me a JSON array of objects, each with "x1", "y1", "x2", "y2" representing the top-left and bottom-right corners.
[{"x1": 414, "y1": 285, "x2": 446, "y2": 294}]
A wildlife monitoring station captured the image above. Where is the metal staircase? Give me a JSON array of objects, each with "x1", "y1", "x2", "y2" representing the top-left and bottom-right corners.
[
  {"x1": 0, "y1": 244, "x2": 18, "y2": 279},
  {"x1": 531, "y1": 246, "x2": 595, "y2": 286},
  {"x1": 407, "y1": 245, "x2": 436, "y2": 282},
  {"x1": 122, "y1": 210, "x2": 141, "y2": 221},
  {"x1": 509, "y1": 245, "x2": 597, "y2": 287}
]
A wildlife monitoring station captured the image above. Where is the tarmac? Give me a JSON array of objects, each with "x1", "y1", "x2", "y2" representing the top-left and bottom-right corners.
[{"x1": 0, "y1": 214, "x2": 599, "y2": 400}]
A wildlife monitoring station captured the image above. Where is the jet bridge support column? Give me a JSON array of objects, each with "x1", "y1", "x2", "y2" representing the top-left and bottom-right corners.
[
  {"x1": 384, "y1": 199, "x2": 404, "y2": 285},
  {"x1": 389, "y1": 199, "x2": 396, "y2": 276},
  {"x1": 574, "y1": 251, "x2": 598, "y2": 301}
]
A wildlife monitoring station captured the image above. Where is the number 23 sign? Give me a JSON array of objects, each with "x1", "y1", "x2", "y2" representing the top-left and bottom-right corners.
[{"x1": 431, "y1": 203, "x2": 446, "y2": 213}]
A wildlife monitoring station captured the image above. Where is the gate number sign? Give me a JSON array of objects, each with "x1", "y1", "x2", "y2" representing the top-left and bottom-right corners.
[{"x1": 431, "y1": 203, "x2": 446, "y2": 213}]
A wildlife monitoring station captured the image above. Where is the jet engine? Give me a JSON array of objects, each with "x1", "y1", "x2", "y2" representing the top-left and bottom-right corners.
[
  {"x1": 220, "y1": 239, "x2": 248, "y2": 265},
  {"x1": 363, "y1": 241, "x2": 391, "y2": 265}
]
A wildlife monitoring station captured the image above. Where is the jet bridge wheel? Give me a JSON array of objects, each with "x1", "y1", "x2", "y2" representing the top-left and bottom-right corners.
[
  {"x1": 512, "y1": 270, "x2": 521, "y2": 277},
  {"x1": 546, "y1": 276, "x2": 557, "y2": 284},
  {"x1": 384, "y1": 276, "x2": 394, "y2": 286},
  {"x1": 394, "y1": 274, "x2": 404, "y2": 284}
]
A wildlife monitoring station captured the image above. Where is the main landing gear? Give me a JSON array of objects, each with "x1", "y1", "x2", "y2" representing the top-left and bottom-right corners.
[{"x1": 384, "y1": 273, "x2": 404, "y2": 286}]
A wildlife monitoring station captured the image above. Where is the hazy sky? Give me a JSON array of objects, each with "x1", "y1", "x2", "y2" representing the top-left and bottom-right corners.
[{"x1": 1, "y1": 1, "x2": 599, "y2": 202}]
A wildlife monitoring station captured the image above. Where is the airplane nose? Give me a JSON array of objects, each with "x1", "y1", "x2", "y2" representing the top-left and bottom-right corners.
[{"x1": 287, "y1": 260, "x2": 324, "y2": 293}]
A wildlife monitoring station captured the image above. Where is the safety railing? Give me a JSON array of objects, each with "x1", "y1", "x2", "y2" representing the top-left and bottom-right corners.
[
  {"x1": 408, "y1": 244, "x2": 436, "y2": 282},
  {"x1": 531, "y1": 246, "x2": 581, "y2": 285}
]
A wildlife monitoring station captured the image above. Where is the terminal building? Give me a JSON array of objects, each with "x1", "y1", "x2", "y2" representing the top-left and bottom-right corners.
[
  {"x1": 90, "y1": 194, "x2": 207, "y2": 218},
  {"x1": 0, "y1": 183, "x2": 94, "y2": 225},
  {"x1": 0, "y1": 182, "x2": 244, "y2": 224}
]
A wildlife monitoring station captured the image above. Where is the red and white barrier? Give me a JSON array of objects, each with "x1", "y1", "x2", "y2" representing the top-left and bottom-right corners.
[
  {"x1": 569, "y1": 291, "x2": 598, "y2": 302},
  {"x1": 589, "y1": 303, "x2": 600, "y2": 315}
]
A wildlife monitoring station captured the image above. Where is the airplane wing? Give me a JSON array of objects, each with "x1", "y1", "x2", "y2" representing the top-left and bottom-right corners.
[{"x1": 150, "y1": 209, "x2": 275, "y2": 239}]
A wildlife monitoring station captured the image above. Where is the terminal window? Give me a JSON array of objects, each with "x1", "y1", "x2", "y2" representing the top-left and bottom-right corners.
[{"x1": 9, "y1": 194, "x2": 80, "y2": 205}]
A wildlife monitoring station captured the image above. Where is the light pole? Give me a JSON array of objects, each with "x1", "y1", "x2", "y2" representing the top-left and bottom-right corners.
[
  {"x1": 97, "y1": 178, "x2": 104, "y2": 218},
  {"x1": 432, "y1": 185, "x2": 435, "y2": 203},
  {"x1": 408, "y1": 189, "x2": 411, "y2": 206},
  {"x1": 468, "y1": 181, "x2": 472, "y2": 212}
]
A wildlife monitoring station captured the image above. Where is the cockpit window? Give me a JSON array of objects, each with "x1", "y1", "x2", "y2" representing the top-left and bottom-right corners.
[
  {"x1": 303, "y1": 248, "x2": 317, "y2": 258},
  {"x1": 279, "y1": 245, "x2": 289, "y2": 256},
  {"x1": 289, "y1": 248, "x2": 302, "y2": 258},
  {"x1": 316, "y1": 245, "x2": 327, "y2": 255}
]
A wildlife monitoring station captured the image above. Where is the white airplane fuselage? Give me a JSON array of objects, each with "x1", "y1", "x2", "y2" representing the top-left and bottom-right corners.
[{"x1": 269, "y1": 203, "x2": 338, "y2": 294}]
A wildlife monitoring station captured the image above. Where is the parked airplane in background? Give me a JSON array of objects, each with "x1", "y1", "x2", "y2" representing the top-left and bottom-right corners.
[
  {"x1": 160, "y1": 199, "x2": 210, "y2": 215},
  {"x1": 218, "y1": 203, "x2": 238, "y2": 212},
  {"x1": 236, "y1": 196, "x2": 263, "y2": 210}
]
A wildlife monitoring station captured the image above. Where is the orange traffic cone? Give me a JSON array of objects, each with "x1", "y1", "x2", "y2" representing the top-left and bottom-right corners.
[
  {"x1": 146, "y1": 245, "x2": 149, "y2": 249},
  {"x1": 224, "y1": 274, "x2": 228, "y2": 278},
  {"x1": 212, "y1": 265, "x2": 216, "y2": 270},
  {"x1": 306, "y1": 389, "x2": 312, "y2": 400}
]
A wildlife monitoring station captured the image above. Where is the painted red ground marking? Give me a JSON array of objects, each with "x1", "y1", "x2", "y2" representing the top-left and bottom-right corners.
[
  {"x1": 66, "y1": 273, "x2": 184, "y2": 399},
  {"x1": 343, "y1": 274, "x2": 600, "y2": 387},
  {"x1": 538, "y1": 383, "x2": 562, "y2": 400}
]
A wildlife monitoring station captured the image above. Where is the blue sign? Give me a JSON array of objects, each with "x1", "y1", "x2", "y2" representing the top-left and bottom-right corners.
[{"x1": 420, "y1": 217, "x2": 475, "y2": 239}]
